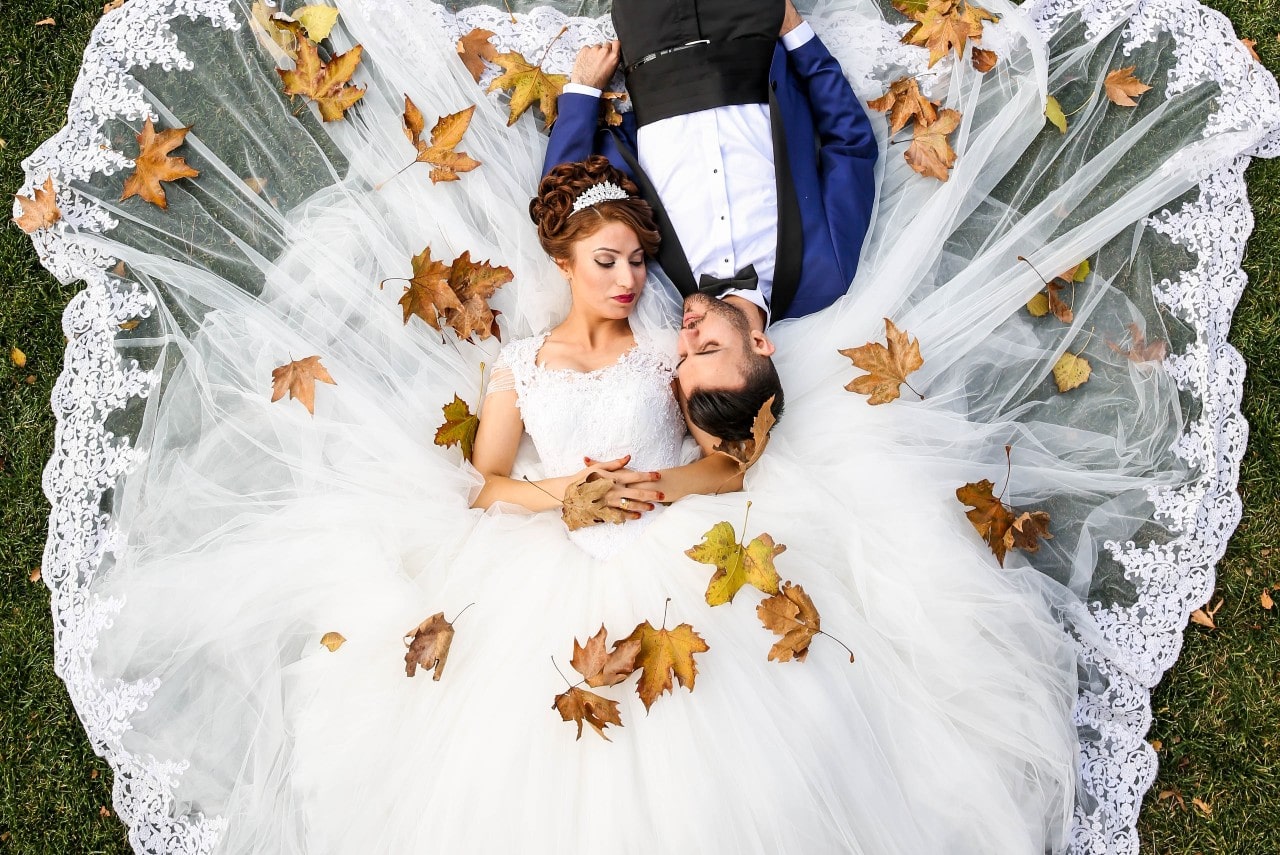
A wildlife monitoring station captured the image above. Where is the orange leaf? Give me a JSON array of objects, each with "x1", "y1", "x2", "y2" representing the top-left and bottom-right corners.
[
  {"x1": 622, "y1": 619, "x2": 709, "y2": 711},
  {"x1": 1191, "y1": 796, "x2": 1212, "y2": 817},
  {"x1": 561, "y1": 475, "x2": 628, "y2": 531},
  {"x1": 713, "y1": 395, "x2": 775, "y2": 471},
  {"x1": 1262, "y1": 589, "x2": 1274, "y2": 610},
  {"x1": 956, "y1": 478, "x2": 1016, "y2": 566},
  {"x1": 839, "y1": 318, "x2": 924, "y2": 404},
  {"x1": 319, "y1": 631, "x2": 346, "y2": 652},
  {"x1": 434, "y1": 393, "x2": 479, "y2": 461},
  {"x1": 270, "y1": 354, "x2": 336, "y2": 415},
  {"x1": 1242, "y1": 38, "x2": 1260, "y2": 62},
  {"x1": 971, "y1": 47, "x2": 998, "y2": 73},
  {"x1": 1189, "y1": 597, "x2": 1222, "y2": 629},
  {"x1": 393, "y1": 246, "x2": 511, "y2": 342},
  {"x1": 1104, "y1": 66, "x2": 1152, "y2": 107},
  {"x1": 120, "y1": 118, "x2": 200, "y2": 209},
  {"x1": 569, "y1": 625, "x2": 641, "y2": 688},
  {"x1": 902, "y1": 0, "x2": 995, "y2": 67},
  {"x1": 13, "y1": 176, "x2": 61, "y2": 233},
  {"x1": 1107, "y1": 323, "x2": 1168, "y2": 364},
  {"x1": 758, "y1": 581, "x2": 831, "y2": 663},
  {"x1": 487, "y1": 50, "x2": 569, "y2": 127},
  {"x1": 278, "y1": 39, "x2": 366, "y2": 121},
  {"x1": 904, "y1": 108, "x2": 962, "y2": 181},
  {"x1": 601, "y1": 91, "x2": 629, "y2": 128},
  {"x1": 553, "y1": 685, "x2": 623, "y2": 741},
  {"x1": 457, "y1": 27, "x2": 497, "y2": 81},
  {"x1": 403, "y1": 611, "x2": 456, "y2": 680},
  {"x1": 28, "y1": 566, "x2": 41, "y2": 583},
  {"x1": 868, "y1": 77, "x2": 940, "y2": 135},
  {"x1": 403, "y1": 99, "x2": 482, "y2": 184}
]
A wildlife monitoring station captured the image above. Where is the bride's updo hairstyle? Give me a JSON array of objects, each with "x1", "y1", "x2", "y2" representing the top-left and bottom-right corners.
[{"x1": 530, "y1": 156, "x2": 660, "y2": 261}]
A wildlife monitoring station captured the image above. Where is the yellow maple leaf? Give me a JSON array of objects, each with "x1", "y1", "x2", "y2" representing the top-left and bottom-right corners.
[
  {"x1": 402, "y1": 98, "x2": 482, "y2": 184},
  {"x1": 277, "y1": 39, "x2": 366, "y2": 121},
  {"x1": 487, "y1": 50, "x2": 569, "y2": 127},
  {"x1": 434, "y1": 393, "x2": 479, "y2": 461},
  {"x1": 622, "y1": 619, "x2": 709, "y2": 711},
  {"x1": 839, "y1": 318, "x2": 925, "y2": 404},
  {"x1": 685, "y1": 521, "x2": 785, "y2": 607}
]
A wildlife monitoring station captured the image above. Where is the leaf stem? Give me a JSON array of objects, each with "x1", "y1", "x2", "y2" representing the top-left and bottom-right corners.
[
  {"x1": 447, "y1": 602, "x2": 476, "y2": 624},
  {"x1": 551, "y1": 655, "x2": 575, "y2": 689},
  {"x1": 375, "y1": 159, "x2": 419, "y2": 191},
  {"x1": 523, "y1": 475, "x2": 565, "y2": 507},
  {"x1": 660, "y1": 596, "x2": 671, "y2": 631},
  {"x1": 997, "y1": 443, "x2": 1013, "y2": 501},
  {"x1": 536, "y1": 25, "x2": 569, "y2": 68}
]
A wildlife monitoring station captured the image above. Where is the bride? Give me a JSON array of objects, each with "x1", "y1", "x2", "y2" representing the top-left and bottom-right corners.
[{"x1": 17, "y1": 0, "x2": 1280, "y2": 852}]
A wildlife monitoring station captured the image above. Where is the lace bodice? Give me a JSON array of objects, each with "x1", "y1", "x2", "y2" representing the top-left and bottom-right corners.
[{"x1": 490, "y1": 333, "x2": 686, "y2": 557}]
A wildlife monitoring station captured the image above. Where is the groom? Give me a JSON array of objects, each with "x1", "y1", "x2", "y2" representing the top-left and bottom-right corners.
[{"x1": 543, "y1": 0, "x2": 877, "y2": 442}]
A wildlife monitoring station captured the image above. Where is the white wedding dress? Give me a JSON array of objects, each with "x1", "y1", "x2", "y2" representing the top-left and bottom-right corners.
[{"x1": 17, "y1": 0, "x2": 1280, "y2": 853}]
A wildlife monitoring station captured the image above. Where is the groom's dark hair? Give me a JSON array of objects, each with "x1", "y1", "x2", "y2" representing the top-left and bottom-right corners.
[{"x1": 685, "y1": 357, "x2": 785, "y2": 443}]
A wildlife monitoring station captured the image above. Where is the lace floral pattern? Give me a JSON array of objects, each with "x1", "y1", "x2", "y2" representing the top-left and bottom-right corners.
[{"x1": 14, "y1": 0, "x2": 1276, "y2": 852}]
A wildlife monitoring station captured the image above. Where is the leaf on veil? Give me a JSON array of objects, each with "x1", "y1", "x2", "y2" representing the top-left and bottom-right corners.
[
  {"x1": 292, "y1": 6, "x2": 341, "y2": 42},
  {"x1": 757, "y1": 582, "x2": 831, "y2": 663},
  {"x1": 891, "y1": 0, "x2": 932, "y2": 18},
  {"x1": 487, "y1": 50, "x2": 570, "y2": 128},
  {"x1": 868, "y1": 77, "x2": 939, "y2": 136},
  {"x1": 903, "y1": 108, "x2": 961, "y2": 181},
  {"x1": 553, "y1": 686, "x2": 624, "y2": 741},
  {"x1": 1025, "y1": 281, "x2": 1073, "y2": 323},
  {"x1": 390, "y1": 247, "x2": 511, "y2": 342},
  {"x1": 714, "y1": 396, "x2": 775, "y2": 471},
  {"x1": 402, "y1": 98, "x2": 482, "y2": 184},
  {"x1": 250, "y1": 2, "x2": 298, "y2": 62},
  {"x1": 686, "y1": 521, "x2": 785, "y2": 607},
  {"x1": 1104, "y1": 66, "x2": 1152, "y2": 107},
  {"x1": 320, "y1": 631, "x2": 346, "y2": 652},
  {"x1": 457, "y1": 28, "x2": 498, "y2": 82},
  {"x1": 971, "y1": 47, "x2": 998, "y2": 73},
  {"x1": 622, "y1": 618, "x2": 709, "y2": 711},
  {"x1": 1052, "y1": 351, "x2": 1091, "y2": 392},
  {"x1": 120, "y1": 118, "x2": 200, "y2": 209},
  {"x1": 1045, "y1": 95, "x2": 1068, "y2": 133},
  {"x1": 956, "y1": 476, "x2": 1052, "y2": 567},
  {"x1": 404, "y1": 611, "x2": 456, "y2": 680},
  {"x1": 278, "y1": 39, "x2": 366, "y2": 122},
  {"x1": 902, "y1": 0, "x2": 997, "y2": 67},
  {"x1": 13, "y1": 176, "x2": 61, "y2": 233},
  {"x1": 839, "y1": 318, "x2": 925, "y2": 404},
  {"x1": 562, "y1": 476, "x2": 628, "y2": 530},
  {"x1": 270, "y1": 354, "x2": 336, "y2": 415},
  {"x1": 1107, "y1": 323, "x2": 1168, "y2": 364},
  {"x1": 434, "y1": 394, "x2": 480, "y2": 461},
  {"x1": 570, "y1": 625, "x2": 641, "y2": 688}
]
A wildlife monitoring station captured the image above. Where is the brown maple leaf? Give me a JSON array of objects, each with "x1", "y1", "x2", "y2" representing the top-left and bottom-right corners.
[
  {"x1": 1242, "y1": 38, "x2": 1260, "y2": 63},
  {"x1": 1026, "y1": 280, "x2": 1073, "y2": 323},
  {"x1": 403, "y1": 611, "x2": 456, "y2": 680},
  {"x1": 904, "y1": 108, "x2": 962, "y2": 181},
  {"x1": 403, "y1": 98, "x2": 482, "y2": 183},
  {"x1": 1107, "y1": 322, "x2": 1168, "y2": 364},
  {"x1": 553, "y1": 685, "x2": 623, "y2": 741},
  {"x1": 956, "y1": 464, "x2": 1052, "y2": 566},
  {"x1": 13, "y1": 176, "x2": 61, "y2": 233},
  {"x1": 868, "y1": 77, "x2": 939, "y2": 136},
  {"x1": 1104, "y1": 66, "x2": 1152, "y2": 107},
  {"x1": 622, "y1": 619, "x2": 709, "y2": 711},
  {"x1": 392, "y1": 247, "x2": 511, "y2": 342},
  {"x1": 1008, "y1": 510, "x2": 1052, "y2": 555},
  {"x1": 270, "y1": 354, "x2": 336, "y2": 415},
  {"x1": 713, "y1": 395, "x2": 775, "y2": 471},
  {"x1": 601, "y1": 91, "x2": 629, "y2": 128},
  {"x1": 904, "y1": 0, "x2": 984, "y2": 67},
  {"x1": 757, "y1": 581, "x2": 831, "y2": 663},
  {"x1": 840, "y1": 318, "x2": 925, "y2": 404},
  {"x1": 250, "y1": 1, "x2": 298, "y2": 62},
  {"x1": 278, "y1": 39, "x2": 366, "y2": 121},
  {"x1": 562, "y1": 475, "x2": 628, "y2": 531},
  {"x1": 120, "y1": 118, "x2": 200, "y2": 209},
  {"x1": 971, "y1": 46, "x2": 998, "y2": 72},
  {"x1": 487, "y1": 50, "x2": 569, "y2": 127},
  {"x1": 457, "y1": 27, "x2": 497, "y2": 81},
  {"x1": 685, "y1": 521, "x2": 785, "y2": 607},
  {"x1": 569, "y1": 625, "x2": 641, "y2": 688},
  {"x1": 434, "y1": 393, "x2": 479, "y2": 460}
]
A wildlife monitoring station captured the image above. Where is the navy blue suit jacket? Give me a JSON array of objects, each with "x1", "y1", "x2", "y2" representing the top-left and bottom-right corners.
[{"x1": 543, "y1": 33, "x2": 878, "y2": 321}]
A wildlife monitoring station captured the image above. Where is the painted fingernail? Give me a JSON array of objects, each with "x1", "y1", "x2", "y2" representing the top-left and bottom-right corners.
[{"x1": 657, "y1": 493, "x2": 666, "y2": 501}]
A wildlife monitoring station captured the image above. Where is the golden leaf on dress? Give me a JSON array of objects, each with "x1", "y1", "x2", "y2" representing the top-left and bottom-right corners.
[
  {"x1": 13, "y1": 176, "x2": 61, "y2": 233},
  {"x1": 713, "y1": 396, "x2": 775, "y2": 471},
  {"x1": 621, "y1": 619, "x2": 709, "y2": 711},
  {"x1": 278, "y1": 39, "x2": 366, "y2": 121},
  {"x1": 1052, "y1": 351, "x2": 1091, "y2": 392},
  {"x1": 402, "y1": 98, "x2": 482, "y2": 183},
  {"x1": 553, "y1": 685, "x2": 623, "y2": 741},
  {"x1": 404, "y1": 611, "x2": 456, "y2": 680},
  {"x1": 561, "y1": 476, "x2": 628, "y2": 531},
  {"x1": 840, "y1": 318, "x2": 925, "y2": 404},
  {"x1": 758, "y1": 581, "x2": 830, "y2": 663},
  {"x1": 320, "y1": 631, "x2": 346, "y2": 652},
  {"x1": 457, "y1": 27, "x2": 498, "y2": 81},
  {"x1": 686, "y1": 521, "x2": 784, "y2": 606},
  {"x1": 487, "y1": 50, "x2": 569, "y2": 127},
  {"x1": 120, "y1": 118, "x2": 200, "y2": 209},
  {"x1": 270, "y1": 354, "x2": 336, "y2": 415}
]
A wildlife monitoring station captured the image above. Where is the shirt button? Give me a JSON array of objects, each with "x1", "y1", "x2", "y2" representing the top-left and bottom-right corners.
[{"x1": 713, "y1": 168, "x2": 719, "y2": 174}]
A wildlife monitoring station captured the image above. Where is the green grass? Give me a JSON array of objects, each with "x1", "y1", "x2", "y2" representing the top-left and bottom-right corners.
[{"x1": 1, "y1": 1, "x2": 1278, "y2": 852}]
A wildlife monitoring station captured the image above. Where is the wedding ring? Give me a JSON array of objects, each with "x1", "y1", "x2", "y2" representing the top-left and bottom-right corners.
[{"x1": 620, "y1": 498, "x2": 629, "y2": 509}]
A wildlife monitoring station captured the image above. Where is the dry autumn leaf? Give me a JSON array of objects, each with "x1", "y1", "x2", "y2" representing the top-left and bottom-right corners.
[
  {"x1": 622, "y1": 619, "x2": 709, "y2": 711},
  {"x1": 905, "y1": 108, "x2": 961, "y2": 181},
  {"x1": 1052, "y1": 351, "x2": 1091, "y2": 392},
  {"x1": 903, "y1": 0, "x2": 995, "y2": 67},
  {"x1": 28, "y1": 566, "x2": 41, "y2": 583},
  {"x1": 278, "y1": 39, "x2": 366, "y2": 121},
  {"x1": 391, "y1": 247, "x2": 511, "y2": 342},
  {"x1": 270, "y1": 354, "x2": 336, "y2": 415},
  {"x1": 570, "y1": 625, "x2": 641, "y2": 688},
  {"x1": 293, "y1": 5, "x2": 340, "y2": 42},
  {"x1": 562, "y1": 475, "x2": 628, "y2": 530},
  {"x1": 686, "y1": 521, "x2": 785, "y2": 607},
  {"x1": 404, "y1": 611, "x2": 456, "y2": 680},
  {"x1": 1262, "y1": 589, "x2": 1274, "y2": 610},
  {"x1": 1045, "y1": 95, "x2": 1068, "y2": 133},
  {"x1": 1191, "y1": 797, "x2": 1212, "y2": 817},
  {"x1": 1104, "y1": 66, "x2": 1152, "y2": 107},
  {"x1": 402, "y1": 98, "x2": 481, "y2": 184},
  {"x1": 487, "y1": 50, "x2": 569, "y2": 127},
  {"x1": 956, "y1": 459, "x2": 1053, "y2": 567},
  {"x1": 1242, "y1": 38, "x2": 1260, "y2": 62},
  {"x1": 553, "y1": 685, "x2": 623, "y2": 741},
  {"x1": 840, "y1": 317, "x2": 925, "y2": 404},
  {"x1": 35, "y1": 17, "x2": 55, "y2": 26},
  {"x1": 103, "y1": 0, "x2": 124, "y2": 13},
  {"x1": 1159, "y1": 787, "x2": 1186, "y2": 809},
  {"x1": 11, "y1": 347, "x2": 27, "y2": 368},
  {"x1": 120, "y1": 118, "x2": 200, "y2": 209},
  {"x1": 713, "y1": 396, "x2": 775, "y2": 471},
  {"x1": 1107, "y1": 322, "x2": 1168, "y2": 364},
  {"x1": 868, "y1": 77, "x2": 939, "y2": 135},
  {"x1": 251, "y1": 1, "x2": 298, "y2": 61},
  {"x1": 891, "y1": 0, "x2": 931, "y2": 17},
  {"x1": 13, "y1": 176, "x2": 61, "y2": 233},
  {"x1": 758, "y1": 581, "x2": 832, "y2": 663},
  {"x1": 457, "y1": 27, "x2": 498, "y2": 82},
  {"x1": 1189, "y1": 597, "x2": 1222, "y2": 629},
  {"x1": 971, "y1": 47, "x2": 997, "y2": 72},
  {"x1": 319, "y1": 631, "x2": 346, "y2": 652},
  {"x1": 435, "y1": 393, "x2": 480, "y2": 461},
  {"x1": 601, "y1": 91, "x2": 629, "y2": 128}
]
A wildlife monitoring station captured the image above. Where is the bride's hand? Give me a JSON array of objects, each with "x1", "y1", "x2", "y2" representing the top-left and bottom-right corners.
[
  {"x1": 570, "y1": 41, "x2": 620, "y2": 90},
  {"x1": 577, "y1": 455, "x2": 664, "y2": 518}
]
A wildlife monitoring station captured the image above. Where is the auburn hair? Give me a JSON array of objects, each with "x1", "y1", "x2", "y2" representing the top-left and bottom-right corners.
[{"x1": 529, "y1": 156, "x2": 660, "y2": 260}]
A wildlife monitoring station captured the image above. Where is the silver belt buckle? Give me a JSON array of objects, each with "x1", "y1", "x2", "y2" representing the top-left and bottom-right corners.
[{"x1": 626, "y1": 39, "x2": 711, "y2": 74}]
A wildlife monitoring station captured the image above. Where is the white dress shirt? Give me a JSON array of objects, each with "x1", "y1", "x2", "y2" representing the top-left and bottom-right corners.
[{"x1": 565, "y1": 22, "x2": 817, "y2": 322}]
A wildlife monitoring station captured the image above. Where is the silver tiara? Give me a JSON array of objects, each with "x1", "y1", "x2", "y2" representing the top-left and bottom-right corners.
[{"x1": 571, "y1": 181, "x2": 630, "y2": 214}]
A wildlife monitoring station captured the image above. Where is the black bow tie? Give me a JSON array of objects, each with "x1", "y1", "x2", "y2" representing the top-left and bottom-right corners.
[{"x1": 697, "y1": 264, "x2": 759, "y2": 297}]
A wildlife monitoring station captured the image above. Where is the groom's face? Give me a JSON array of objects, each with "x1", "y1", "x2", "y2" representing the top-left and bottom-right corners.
[{"x1": 675, "y1": 294, "x2": 756, "y2": 396}]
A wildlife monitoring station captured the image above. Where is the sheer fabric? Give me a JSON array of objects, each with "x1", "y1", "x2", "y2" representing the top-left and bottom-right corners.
[{"x1": 16, "y1": 0, "x2": 1279, "y2": 852}]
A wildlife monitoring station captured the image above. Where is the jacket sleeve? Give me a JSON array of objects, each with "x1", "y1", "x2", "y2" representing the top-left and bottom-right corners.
[
  {"x1": 785, "y1": 34, "x2": 878, "y2": 282},
  {"x1": 543, "y1": 92, "x2": 607, "y2": 176}
]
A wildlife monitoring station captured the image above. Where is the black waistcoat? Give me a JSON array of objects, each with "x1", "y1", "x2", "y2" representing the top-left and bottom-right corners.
[{"x1": 612, "y1": 0, "x2": 782, "y2": 127}]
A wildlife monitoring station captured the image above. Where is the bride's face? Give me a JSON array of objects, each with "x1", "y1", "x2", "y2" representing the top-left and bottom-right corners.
[{"x1": 556, "y1": 220, "x2": 646, "y2": 320}]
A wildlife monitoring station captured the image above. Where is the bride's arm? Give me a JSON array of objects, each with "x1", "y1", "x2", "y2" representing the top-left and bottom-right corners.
[{"x1": 470, "y1": 389, "x2": 663, "y2": 514}]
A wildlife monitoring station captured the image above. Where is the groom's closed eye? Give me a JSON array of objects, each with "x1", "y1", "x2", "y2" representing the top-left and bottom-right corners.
[{"x1": 677, "y1": 344, "x2": 721, "y2": 367}]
